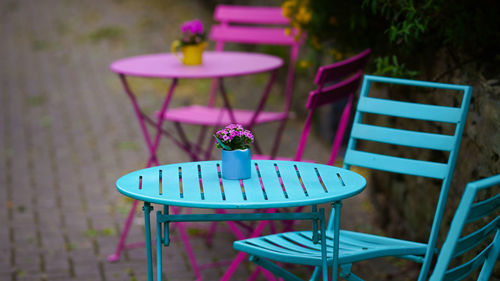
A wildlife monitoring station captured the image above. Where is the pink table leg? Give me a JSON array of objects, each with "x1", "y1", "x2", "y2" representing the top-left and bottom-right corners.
[
  {"x1": 108, "y1": 76, "x2": 179, "y2": 261},
  {"x1": 110, "y1": 75, "x2": 203, "y2": 279}
]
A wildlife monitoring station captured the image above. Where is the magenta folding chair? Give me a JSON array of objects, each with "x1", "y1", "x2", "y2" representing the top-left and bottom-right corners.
[
  {"x1": 260, "y1": 48, "x2": 372, "y2": 229},
  {"x1": 212, "y1": 49, "x2": 371, "y2": 281},
  {"x1": 160, "y1": 5, "x2": 302, "y2": 160},
  {"x1": 260, "y1": 49, "x2": 371, "y2": 165}
]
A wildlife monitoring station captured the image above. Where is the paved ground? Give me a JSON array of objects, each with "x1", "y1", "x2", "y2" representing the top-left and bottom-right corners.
[{"x1": 0, "y1": 1, "x2": 415, "y2": 281}]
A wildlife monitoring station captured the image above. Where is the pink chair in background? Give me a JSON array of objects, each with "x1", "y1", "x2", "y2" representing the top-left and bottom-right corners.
[{"x1": 161, "y1": 5, "x2": 302, "y2": 160}]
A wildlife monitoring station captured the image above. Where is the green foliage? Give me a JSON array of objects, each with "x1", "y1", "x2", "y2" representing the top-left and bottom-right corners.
[
  {"x1": 374, "y1": 55, "x2": 418, "y2": 77},
  {"x1": 363, "y1": 0, "x2": 430, "y2": 44},
  {"x1": 291, "y1": 0, "x2": 500, "y2": 78}
]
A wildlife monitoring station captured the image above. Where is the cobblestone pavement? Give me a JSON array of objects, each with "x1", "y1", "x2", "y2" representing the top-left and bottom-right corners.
[{"x1": 0, "y1": 1, "x2": 408, "y2": 281}]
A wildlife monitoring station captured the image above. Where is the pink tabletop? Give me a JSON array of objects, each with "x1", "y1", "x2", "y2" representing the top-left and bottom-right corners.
[{"x1": 110, "y1": 51, "x2": 283, "y2": 79}]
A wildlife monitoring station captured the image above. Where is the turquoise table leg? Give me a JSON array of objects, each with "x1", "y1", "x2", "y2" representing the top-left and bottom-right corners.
[
  {"x1": 156, "y1": 210, "x2": 163, "y2": 281},
  {"x1": 319, "y1": 208, "x2": 327, "y2": 281},
  {"x1": 143, "y1": 202, "x2": 153, "y2": 281},
  {"x1": 332, "y1": 201, "x2": 342, "y2": 281}
]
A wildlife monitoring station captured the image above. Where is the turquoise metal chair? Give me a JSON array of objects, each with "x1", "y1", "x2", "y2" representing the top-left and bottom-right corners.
[
  {"x1": 233, "y1": 75, "x2": 473, "y2": 280},
  {"x1": 429, "y1": 174, "x2": 500, "y2": 281}
]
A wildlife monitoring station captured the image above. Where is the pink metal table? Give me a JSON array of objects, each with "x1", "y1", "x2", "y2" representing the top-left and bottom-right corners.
[
  {"x1": 110, "y1": 51, "x2": 283, "y2": 163},
  {"x1": 108, "y1": 52, "x2": 284, "y2": 277}
]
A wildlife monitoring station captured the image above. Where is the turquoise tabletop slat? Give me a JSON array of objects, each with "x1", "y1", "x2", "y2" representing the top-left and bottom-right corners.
[
  {"x1": 223, "y1": 178, "x2": 245, "y2": 202},
  {"x1": 275, "y1": 161, "x2": 307, "y2": 200},
  {"x1": 256, "y1": 161, "x2": 287, "y2": 202},
  {"x1": 242, "y1": 165, "x2": 265, "y2": 203},
  {"x1": 297, "y1": 164, "x2": 328, "y2": 197},
  {"x1": 198, "y1": 162, "x2": 222, "y2": 203},
  {"x1": 185, "y1": 163, "x2": 208, "y2": 203},
  {"x1": 318, "y1": 166, "x2": 345, "y2": 196},
  {"x1": 116, "y1": 160, "x2": 366, "y2": 209}
]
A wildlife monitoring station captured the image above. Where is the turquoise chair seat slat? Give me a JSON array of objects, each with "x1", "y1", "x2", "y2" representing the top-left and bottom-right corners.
[
  {"x1": 357, "y1": 97, "x2": 462, "y2": 123},
  {"x1": 429, "y1": 174, "x2": 500, "y2": 281},
  {"x1": 233, "y1": 75, "x2": 474, "y2": 281},
  {"x1": 266, "y1": 235, "x2": 319, "y2": 254},
  {"x1": 234, "y1": 230, "x2": 428, "y2": 266},
  {"x1": 350, "y1": 123, "x2": 456, "y2": 151},
  {"x1": 344, "y1": 150, "x2": 449, "y2": 179}
]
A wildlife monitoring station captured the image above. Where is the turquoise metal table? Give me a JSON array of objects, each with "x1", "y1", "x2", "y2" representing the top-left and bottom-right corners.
[{"x1": 116, "y1": 160, "x2": 366, "y2": 281}]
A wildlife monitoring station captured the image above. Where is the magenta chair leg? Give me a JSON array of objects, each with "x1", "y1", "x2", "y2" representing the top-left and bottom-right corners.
[
  {"x1": 248, "y1": 267, "x2": 278, "y2": 281},
  {"x1": 221, "y1": 215, "x2": 272, "y2": 280},
  {"x1": 107, "y1": 199, "x2": 140, "y2": 262},
  {"x1": 328, "y1": 95, "x2": 353, "y2": 166},
  {"x1": 221, "y1": 252, "x2": 247, "y2": 281},
  {"x1": 177, "y1": 219, "x2": 203, "y2": 280}
]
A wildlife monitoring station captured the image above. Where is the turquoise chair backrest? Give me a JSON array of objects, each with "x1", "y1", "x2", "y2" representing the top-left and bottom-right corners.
[
  {"x1": 341, "y1": 75, "x2": 473, "y2": 280},
  {"x1": 429, "y1": 174, "x2": 500, "y2": 281}
]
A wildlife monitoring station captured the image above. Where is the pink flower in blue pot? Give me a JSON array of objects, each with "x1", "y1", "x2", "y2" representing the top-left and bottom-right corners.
[{"x1": 214, "y1": 124, "x2": 254, "y2": 180}]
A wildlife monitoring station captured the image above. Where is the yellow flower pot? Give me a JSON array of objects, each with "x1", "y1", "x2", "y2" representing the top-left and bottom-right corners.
[{"x1": 171, "y1": 40, "x2": 207, "y2": 66}]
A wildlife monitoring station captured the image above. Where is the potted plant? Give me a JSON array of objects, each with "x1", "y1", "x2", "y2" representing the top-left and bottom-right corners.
[
  {"x1": 171, "y1": 19, "x2": 207, "y2": 66},
  {"x1": 214, "y1": 124, "x2": 254, "y2": 180}
]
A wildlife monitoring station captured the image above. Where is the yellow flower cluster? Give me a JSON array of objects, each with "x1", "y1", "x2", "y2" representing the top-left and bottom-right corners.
[
  {"x1": 281, "y1": 0, "x2": 311, "y2": 41},
  {"x1": 295, "y1": 5, "x2": 312, "y2": 24},
  {"x1": 282, "y1": 0, "x2": 341, "y2": 56},
  {"x1": 299, "y1": 59, "x2": 311, "y2": 69}
]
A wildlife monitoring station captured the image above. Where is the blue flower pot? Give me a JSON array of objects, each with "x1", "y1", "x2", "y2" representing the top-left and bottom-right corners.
[{"x1": 221, "y1": 149, "x2": 251, "y2": 180}]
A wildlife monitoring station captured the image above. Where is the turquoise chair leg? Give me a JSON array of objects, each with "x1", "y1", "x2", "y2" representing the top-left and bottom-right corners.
[
  {"x1": 311, "y1": 205, "x2": 338, "y2": 281},
  {"x1": 156, "y1": 210, "x2": 163, "y2": 281},
  {"x1": 312, "y1": 205, "x2": 319, "y2": 243},
  {"x1": 310, "y1": 266, "x2": 320, "y2": 281},
  {"x1": 143, "y1": 203, "x2": 153, "y2": 281},
  {"x1": 340, "y1": 264, "x2": 364, "y2": 281}
]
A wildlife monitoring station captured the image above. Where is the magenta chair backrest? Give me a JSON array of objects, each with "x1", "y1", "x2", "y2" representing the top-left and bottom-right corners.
[
  {"x1": 209, "y1": 5, "x2": 302, "y2": 112},
  {"x1": 294, "y1": 49, "x2": 371, "y2": 165},
  {"x1": 313, "y1": 49, "x2": 372, "y2": 88},
  {"x1": 213, "y1": 5, "x2": 289, "y2": 25},
  {"x1": 306, "y1": 49, "x2": 372, "y2": 109},
  {"x1": 210, "y1": 5, "x2": 299, "y2": 47}
]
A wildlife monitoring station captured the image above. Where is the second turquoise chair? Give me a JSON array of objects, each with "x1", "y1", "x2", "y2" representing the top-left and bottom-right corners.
[
  {"x1": 429, "y1": 174, "x2": 500, "y2": 281},
  {"x1": 233, "y1": 75, "x2": 473, "y2": 280}
]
